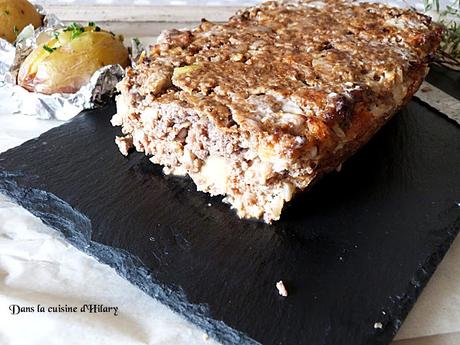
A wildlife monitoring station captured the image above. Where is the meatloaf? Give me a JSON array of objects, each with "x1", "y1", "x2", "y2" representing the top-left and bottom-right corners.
[{"x1": 112, "y1": 0, "x2": 442, "y2": 223}]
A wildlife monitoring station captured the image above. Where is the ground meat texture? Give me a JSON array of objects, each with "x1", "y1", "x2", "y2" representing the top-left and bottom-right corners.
[{"x1": 113, "y1": 0, "x2": 441, "y2": 223}]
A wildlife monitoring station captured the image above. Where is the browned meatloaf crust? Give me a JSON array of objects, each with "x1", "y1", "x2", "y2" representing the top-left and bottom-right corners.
[{"x1": 112, "y1": 0, "x2": 442, "y2": 223}]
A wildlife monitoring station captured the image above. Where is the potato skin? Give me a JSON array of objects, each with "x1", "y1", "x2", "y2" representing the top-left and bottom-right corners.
[
  {"x1": 0, "y1": 0, "x2": 42, "y2": 43},
  {"x1": 18, "y1": 26, "x2": 130, "y2": 94}
]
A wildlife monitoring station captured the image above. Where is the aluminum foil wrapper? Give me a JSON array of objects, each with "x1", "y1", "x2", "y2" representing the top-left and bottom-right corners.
[{"x1": 0, "y1": 5, "x2": 124, "y2": 120}]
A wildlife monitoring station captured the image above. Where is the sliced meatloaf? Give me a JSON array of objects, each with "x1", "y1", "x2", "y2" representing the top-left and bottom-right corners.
[{"x1": 112, "y1": 0, "x2": 442, "y2": 223}]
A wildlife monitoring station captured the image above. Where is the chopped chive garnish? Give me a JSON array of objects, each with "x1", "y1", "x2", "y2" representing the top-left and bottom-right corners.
[
  {"x1": 13, "y1": 25, "x2": 19, "y2": 36},
  {"x1": 64, "y1": 22, "x2": 80, "y2": 32},
  {"x1": 71, "y1": 28, "x2": 84, "y2": 40},
  {"x1": 43, "y1": 45, "x2": 56, "y2": 53},
  {"x1": 53, "y1": 31, "x2": 60, "y2": 39},
  {"x1": 95, "y1": 26, "x2": 101, "y2": 32},
  {"x1": 88, "y1": 22, "x2": 95, "y2": 27},
  {"x1": 64, "y1": 22, "x2": 85, "y2": 40}
]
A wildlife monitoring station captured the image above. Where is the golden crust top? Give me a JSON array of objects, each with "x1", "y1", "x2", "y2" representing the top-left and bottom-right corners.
[{"x1": 119, "y1": 0, "x2": 441, "y2": 151}]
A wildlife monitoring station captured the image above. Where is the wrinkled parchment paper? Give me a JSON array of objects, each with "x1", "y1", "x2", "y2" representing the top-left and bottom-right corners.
[{"x1": 0, "y1": 195, "x2": 219, "y2": 345}]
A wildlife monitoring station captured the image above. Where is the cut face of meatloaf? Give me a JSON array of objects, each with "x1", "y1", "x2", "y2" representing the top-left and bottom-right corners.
[{"x1": 112, "y1": 0, "x2": 442, "y2": 223}]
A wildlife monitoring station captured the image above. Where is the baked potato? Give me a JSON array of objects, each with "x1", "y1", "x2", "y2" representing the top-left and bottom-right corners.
[
  {"x1": 18, "y1": 23, "x2": 130, "y2": 94},
  {"x1": 0, "y1": 0, "x2": 42, "y2": 43}
]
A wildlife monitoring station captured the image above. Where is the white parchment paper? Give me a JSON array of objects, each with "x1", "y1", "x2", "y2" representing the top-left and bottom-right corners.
[
  {"x1": 0, "y1": 191, "x2": 219, "y2": 345},
  {"x1": 0, "y1": 110, "x2": 221, "y2": 345}
]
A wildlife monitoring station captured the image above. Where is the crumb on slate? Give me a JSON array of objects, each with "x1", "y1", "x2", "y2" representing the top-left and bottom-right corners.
[
  {"x1": 276, "y1": 280, "x2": 288, "y2": 297},
  {"x1": 374, "y1": 322, "x2": 383, "y2": 329},
  {"x1": 115, "y1": 135, "x2": 133, "y2": 156}
]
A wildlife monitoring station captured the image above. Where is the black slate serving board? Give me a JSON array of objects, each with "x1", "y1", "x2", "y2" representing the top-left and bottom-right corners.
[{"x1": 0, "y1": 68, "x2": 459, "y2": 345}]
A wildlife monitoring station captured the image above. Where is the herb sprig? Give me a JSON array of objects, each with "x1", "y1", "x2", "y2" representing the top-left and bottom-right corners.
[
  {"x1": 423, "y1": 0, "x2": 460, "y2": 69},
  {"x1": 424, "y1": 0, "x2": 441, "y2": 12}
]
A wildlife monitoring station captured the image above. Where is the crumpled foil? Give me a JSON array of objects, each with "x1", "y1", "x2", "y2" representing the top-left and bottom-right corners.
[{"x1": 0, "y1": 5, "x2": 125, "y2": 120}]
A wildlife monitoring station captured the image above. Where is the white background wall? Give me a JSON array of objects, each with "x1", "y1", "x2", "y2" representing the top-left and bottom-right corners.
[{"x1": 33, "y1": 0, "x2": 451, "y2": 11}]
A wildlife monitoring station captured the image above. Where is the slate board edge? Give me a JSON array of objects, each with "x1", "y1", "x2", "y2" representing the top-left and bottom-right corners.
[
  {"x1": 2, "y1": 163, "x2": 460, "y2": 345},
  {"x1": 384, "y1": 220, "x2": 460, "y2": 342},
  {"x1": 413, "y1": 97, "x2": 460, "y2": 127},
  {"x1": 0, "y1": 171, "x2": 260, "y2": 345}
]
